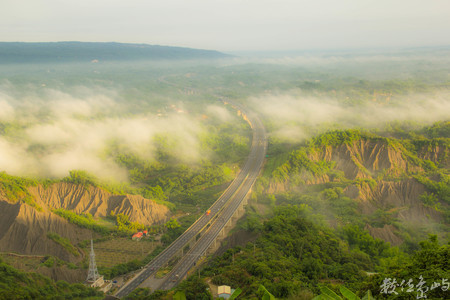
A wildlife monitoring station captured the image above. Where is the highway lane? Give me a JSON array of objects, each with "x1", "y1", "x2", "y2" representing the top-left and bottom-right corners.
[
  {"x1": 158, "y1": 109, "x2": 267, "y2": 290},
  {"x1": 115, "y1": 101, "x2": 266, "y2": 298}
]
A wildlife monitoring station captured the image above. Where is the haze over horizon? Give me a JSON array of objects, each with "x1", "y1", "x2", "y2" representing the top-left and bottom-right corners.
[{"x1": 1, "y1": 0, "x2": 449, "y2": 53}]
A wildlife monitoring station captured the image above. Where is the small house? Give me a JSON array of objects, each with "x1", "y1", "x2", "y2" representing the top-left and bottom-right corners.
[{"x1": 218, "y1": 285, "x2": 233, "y2": 299}]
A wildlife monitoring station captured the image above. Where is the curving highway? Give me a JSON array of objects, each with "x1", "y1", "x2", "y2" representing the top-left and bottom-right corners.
[{"x1": 115, "y1": 100, "x2": 266, "y2": 298}]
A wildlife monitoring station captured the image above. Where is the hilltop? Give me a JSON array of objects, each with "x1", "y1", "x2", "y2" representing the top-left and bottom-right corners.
[{"x1": 0, "y1": 41, "x2": 231, "y2": 63}]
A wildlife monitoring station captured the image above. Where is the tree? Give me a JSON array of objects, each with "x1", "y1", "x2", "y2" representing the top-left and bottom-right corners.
[
  {"x1": 178, "y1": 276, "x2": 212, "y2": 300},
  {"x1": 165, "y1": 218, "x2": 181, "y2": 230}
]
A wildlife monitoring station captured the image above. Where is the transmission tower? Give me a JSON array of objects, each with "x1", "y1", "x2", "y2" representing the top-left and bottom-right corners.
[{"x1": 86, "y1": 239, "x2": 100, "y2": 282}]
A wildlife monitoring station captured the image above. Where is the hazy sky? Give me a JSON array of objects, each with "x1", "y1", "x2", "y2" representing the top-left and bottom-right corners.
[{"x1": 1, "y1": 0, "x2": 449, "y2": 52}]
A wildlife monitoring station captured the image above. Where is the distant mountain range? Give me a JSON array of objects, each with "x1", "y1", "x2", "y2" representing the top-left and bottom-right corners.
[{"x1": 0, "y1": 42, "x2": 230, "y2": 63}]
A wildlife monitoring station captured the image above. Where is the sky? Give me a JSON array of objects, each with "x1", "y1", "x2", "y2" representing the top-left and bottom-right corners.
[{"x1": 1, "y1": 0, "x2": 450, "y2": 52}]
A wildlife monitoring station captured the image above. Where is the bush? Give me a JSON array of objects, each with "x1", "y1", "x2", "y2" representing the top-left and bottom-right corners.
[{"x1": 46, "y1": 232, "x2": 79, "y2": 257}]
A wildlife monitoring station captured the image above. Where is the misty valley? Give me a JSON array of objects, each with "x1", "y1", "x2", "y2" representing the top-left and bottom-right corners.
[{"x1": 0, "y1": 44, "x2": 449, "y2": 299}]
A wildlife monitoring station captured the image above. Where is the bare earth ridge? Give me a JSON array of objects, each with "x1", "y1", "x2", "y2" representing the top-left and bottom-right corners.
[{"x1": 0, "y1": 183, "x2": 170, "y2": 265}]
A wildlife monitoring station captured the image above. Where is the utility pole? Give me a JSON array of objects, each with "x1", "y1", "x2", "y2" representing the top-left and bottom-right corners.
[{"x1": 86, "y1": 240, "x2": 100, "y2": 282}]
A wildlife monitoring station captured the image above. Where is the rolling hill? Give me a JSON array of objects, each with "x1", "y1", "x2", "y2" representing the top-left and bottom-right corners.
[{"x1": 0, "y1": 41, "x2": 231, "y2": 63}]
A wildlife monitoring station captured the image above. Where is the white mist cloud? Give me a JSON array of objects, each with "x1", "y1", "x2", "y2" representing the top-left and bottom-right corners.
[
  {"x1": 251, "y1": 91, "x2": 450, "y2": 142},
  {"x1": 254, "y1": 95, "x2": 346, "y2": 126},
  {"x1": 248, "y1": 53, "x2": 450, "y2": 67},
  {"x1": 44, "y1": 88, "x2": 118, "y2": 119},
  {"x1": 41, "y1": 149, "x2": 128, "y2": 181},
  {"x1": 0, "y1": 138, "x2": 34, "y2": 175},
  {"x1": 272, "y1": 126, "x2": 310, "y2": 143},
  {"x1": 0, "y1": 96, "x2": 15, "y2": 122},
  {"x1": 0, "y1": 85, "x2": 207, "y2": 180},
  {"x1": 26, "y1": 123, "x2": 73, "y2": 145},
  {"x1": 205, "y1": 105, "x2": 233, "y2": 122}
]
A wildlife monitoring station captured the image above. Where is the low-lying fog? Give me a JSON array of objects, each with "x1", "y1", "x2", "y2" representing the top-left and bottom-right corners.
[
  {"x1": 251, "y1": 91, "x2": 450, "y2": 142},
  {"x1": 0, "y1": 48, "x2": 448, "y2": 181},
  {"x1": 0, "y1": 82, "x2": 232, "y2": 180}
]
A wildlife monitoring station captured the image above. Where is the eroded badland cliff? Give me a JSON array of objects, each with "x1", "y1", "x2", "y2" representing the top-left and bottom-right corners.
[
  {"x1": 0, "y1": 182, "x2": 170, "y2": 267},
  {"x1": 266, "y1": 135, "x2": 449, "y2": 246}
]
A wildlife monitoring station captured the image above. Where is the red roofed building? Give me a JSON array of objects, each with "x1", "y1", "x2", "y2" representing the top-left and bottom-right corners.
[{"x1": 132, "y1": 232, "x2": 143, "y2": 240}]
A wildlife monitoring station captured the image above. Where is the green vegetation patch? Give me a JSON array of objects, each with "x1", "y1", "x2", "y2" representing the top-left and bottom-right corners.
[
  {"x1": 112, "y1": 213, "x2": 146, "y2": 233},
  {"x1": 41, "y1": 256, "x2": 55, "y2": 268},
  {"x1": 62, "y1": 170, "x2": 99, "y2": 188},
  {"x1": 46, "y1": 232, "x2": 79, "y2": 257},
  {"x1": 310, "y1": 129, "x2": 380, "y2": 147},
  {"x1": 0, "y1": 172, "x2": 42, "y2": 211},
  {"x1": 413, "y1": 172, "x2": 450, "y2": 205},
  {"x1": 53, "y1": 209, "x2": 111, "y2": 235}
]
